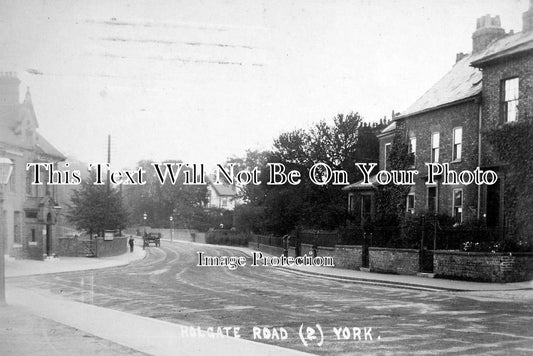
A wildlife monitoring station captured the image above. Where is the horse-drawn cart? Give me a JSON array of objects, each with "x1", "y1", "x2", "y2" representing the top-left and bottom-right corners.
[{"x1": 143, "y1": 232, "x2": 161, "y2": 247}]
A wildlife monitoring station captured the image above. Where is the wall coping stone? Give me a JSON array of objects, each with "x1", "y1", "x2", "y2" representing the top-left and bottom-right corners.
[
  {"x1": 369, "y1": 247, "x2": 419, "y2": 253},
  {"x1": 434, "y1": 250, "x2": 533, "y2": 257},
  {"x1": 317, "y1": 246, "x2": 335, "y2": 251},
  {"x1": 334, "y1": 245, "x2": 362, "y2": 249}
]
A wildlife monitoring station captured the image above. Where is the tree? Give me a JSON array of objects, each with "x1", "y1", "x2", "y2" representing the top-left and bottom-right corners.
[
  {"x1": 232, "y1": 112, "x2": 377, "y2": 235},
  {"x1": 68, "y1": 173, "x2": 129, "y2": 236},
  {"x1": 375, "y1": 131, "x2": 413, "y2": 225},
  {"x1": 121, "y1": 159, "x2": 208, "y2": 229}
]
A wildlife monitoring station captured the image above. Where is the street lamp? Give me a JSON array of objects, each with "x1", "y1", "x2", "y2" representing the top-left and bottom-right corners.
[
  {"x1": 143, "y1": 212, "x2": 147, "y2": 236},
  {"x1": 169, "y1": 216, "x2": 173, "y2": 242},
  {"x1": 0, "y1": 157, "x2": 14, "y2": 304}
]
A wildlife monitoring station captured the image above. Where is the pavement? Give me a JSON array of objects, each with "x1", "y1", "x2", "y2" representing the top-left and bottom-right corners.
[
  {"x1": 5, "y1": 244, "x2": 147, "y2": 278},
  {"x1": 3, "y1": 238, "x2": 313, "y2": 356},
  {"x1": 3, "y1": 237, "x2": 533, "y2": 356}
]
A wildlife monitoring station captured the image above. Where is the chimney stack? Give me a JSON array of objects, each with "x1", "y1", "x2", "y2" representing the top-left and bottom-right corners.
[
  {"x1": 0, "y1": 72, "x2": 20, "y2": 105},
  {"x1": 456, "y1": 52, "x2": 467, "y2": 63},
  {"x1": 472, "y1": 15, "x2": 505, "y2": 53},
  {"x1": 523, "y1": 0, "x2": 533, "y2": 32}
]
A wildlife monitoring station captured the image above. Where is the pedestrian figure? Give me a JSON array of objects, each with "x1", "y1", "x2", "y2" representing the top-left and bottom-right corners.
[{"x1": 129, "y1": 236, "x2": 134, "y2": 253}]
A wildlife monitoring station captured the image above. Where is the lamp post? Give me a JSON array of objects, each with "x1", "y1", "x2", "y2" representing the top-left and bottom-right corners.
[
  {"x1": 0, "y1": 157, "x2": 14, "y2": 304},
  {"x1": 143, "y1": 212, "x2": 147, "y2": 236},
  {"x1": 170, "y1": 216, "x2": 173, "y2": 242}
]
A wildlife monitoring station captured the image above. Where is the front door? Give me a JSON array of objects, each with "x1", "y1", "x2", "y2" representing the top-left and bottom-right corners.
[
  {"x1": 45, "y1": 213, "x2": 53, "y2": 256},
  {"x1": 486, "y1": 179, "x2": 500, "y2": 227}
]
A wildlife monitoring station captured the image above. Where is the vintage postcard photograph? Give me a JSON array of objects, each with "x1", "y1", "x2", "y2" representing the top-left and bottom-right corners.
[{"x1": 1, "y1": 0, "x2": 532, "y2": 355}]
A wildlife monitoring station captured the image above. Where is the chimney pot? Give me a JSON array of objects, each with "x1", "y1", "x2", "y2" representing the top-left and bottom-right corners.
[
  {"x1": 523, "y1": 0, "x2": 533, "y2": 32},
  {"x1": 472, "y1": 14, "x2": 505, "y2": 53},
  {"x1": 456, "y1": 52, "x2": 467, "y2": 63}
]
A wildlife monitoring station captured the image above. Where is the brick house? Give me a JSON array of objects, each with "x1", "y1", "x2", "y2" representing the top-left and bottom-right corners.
[
  {"x1": 345, "y1": 3, "x2": 533, "y2": 230},
  {"x1": 0, "y1": 72, "x2": 66, "y2": 259},
  {"x1": 471, "y1": 3, "x2": 533, "y2": 233},
  {"x1": 344, "y1": 120, "x2": 392, "y2": 223}
]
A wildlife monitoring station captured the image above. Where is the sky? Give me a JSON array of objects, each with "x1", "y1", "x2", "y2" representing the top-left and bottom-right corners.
[{"x1": 0, "y1": 0, "x2": 528, "y2": 169}]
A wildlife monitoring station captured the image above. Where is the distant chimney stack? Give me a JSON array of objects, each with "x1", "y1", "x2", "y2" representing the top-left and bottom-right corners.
[
  {"x1": 0, "y1": 72, "x2": 20, "y2": 105},
  {"x1": 456, "y1": 52, "x2": 468, "y2": 63},
  {"x1": 472, "y1": 14, "x2": 505, "y2": 53},
  {"x1": 523, "y1": 0, "x2": 533, "y2": 32}
]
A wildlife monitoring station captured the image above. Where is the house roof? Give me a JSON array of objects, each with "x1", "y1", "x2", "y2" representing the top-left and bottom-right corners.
[
  {"x1": 399, "y1": 29, "x2": 533, "y2": 119},
  {"x1": 206, "y1": 176, "x2": 238, "y2": 196},
  {"x1": 35, "y1": 133, "x2": 66, "y2": 160},
  {"x1": 0, "y1": 94, "x2": 65, "y2": 160},
  {"x1": 342, "y1": 174, "x2": 379, "y2": 191},
  {"x1": 377, "y1": 121, "x2": 396, "y2": 137},
  {"x1": 471, "y1": 30, "x2": 533, "y2": 66},
  {"x1": 398, "y1": 53, "x2": 483, "y2": 119}
]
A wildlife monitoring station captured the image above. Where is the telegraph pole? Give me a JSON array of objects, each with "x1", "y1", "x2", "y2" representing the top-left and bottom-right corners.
[
  {"x1": 105, "y1": 135, "x2": 111, "y2": 237},
  {"x1": 107, "y1": 135, "x2": 111, "y2": 195}
]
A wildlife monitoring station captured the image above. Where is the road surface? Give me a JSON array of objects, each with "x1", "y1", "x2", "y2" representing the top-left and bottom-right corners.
[{"x1": 8, "y1": 241, "x2": 533, "y2": 355}]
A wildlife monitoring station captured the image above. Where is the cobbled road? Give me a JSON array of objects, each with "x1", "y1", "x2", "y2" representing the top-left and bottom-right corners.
[{"x1": 8, "y1": 241, "x2": 533, "y2": 355}]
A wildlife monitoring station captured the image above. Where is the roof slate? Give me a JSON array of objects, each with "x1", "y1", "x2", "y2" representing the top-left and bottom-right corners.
[
  {"x1": 0, "y1": 101, "x2": 65, "y2": 160},
  {"x1": 471, "y1": 30, "x2": 533, "y2": 66},
  {"x1": 398, "y1": 53, "x2": 483, "y2": 118},
  {"x1": 207, "y1": 176, "x2": 238, "y2": 196},
  {"x1": 398, "y1": 29, "x2": 533, "y2": 119}
]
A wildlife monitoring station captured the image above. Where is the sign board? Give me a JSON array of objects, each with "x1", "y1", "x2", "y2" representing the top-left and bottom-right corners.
[{"x1": 104, "y1": 230, "x2": 115, "y2": 241}]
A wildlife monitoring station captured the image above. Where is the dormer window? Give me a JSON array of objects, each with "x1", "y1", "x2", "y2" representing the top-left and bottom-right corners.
[{"x1": 501, "y1": 77, "x2": 519, "y2": 123}]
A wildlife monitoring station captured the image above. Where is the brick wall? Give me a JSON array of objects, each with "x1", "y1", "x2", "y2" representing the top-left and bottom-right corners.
[
  {"x1": 479, "y1": 55, "x2": 533, "y2": 144},
  {"x1": 401, "y1": 100, "x2": 481, "y2": 222},
  {"x1": 288, "y1": 246, "x2": 296, "y2": 257},
  {"x1": 56, "y1": 237, "x2": 83, "y2": 256},
  {"x1": 332, "y1": 245, "x2": 362, "y2": 269},
  {"x1": 300, "y1": 243, "x2": 314, "y2": 256},
  {"x1": 96, "y1": 237, "x2": 127, "y2": 257},
  {"x1": 369, "y1": 247, "x2": 420, "y2": 275},
  {"x1": 476, "y1": 54, "x2": 533, "y2": 229},
  {"x1": 301, "y1": 245, "x2": 362, "y2": 269},
  {"x1": 434, "y1": 250, "x2": 533, "y2": 282},
  {"x1": 55, "y1": 236, "x2": 127, "y2": 257}
]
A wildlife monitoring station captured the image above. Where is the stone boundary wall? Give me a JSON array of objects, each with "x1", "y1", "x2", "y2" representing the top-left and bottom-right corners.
[
  {"x1": 434, "y1": 251, "x2": 533, "y2": 282},
  {"x1": 97, "y1": 237, "x2": 128, "y2": 257},
  {"x1": 301, "y1": 243, "x2": 314, "y2": 256},
  {"x1": 317, "y1": 246, "x2": 335, "y2": 259},
  {"x1": 331, "y1": 245, "x2": 362, "y2": 270},
  {"x1": 288, "y1": 246, "x2": 296, "y2": 257},
  {"x1": 295, "y1": 244, "x2": 362, "y2": 270},
  {"x1": 369, "y1": 247, "x2": 420, "y2": 275},
  {"x1": 55, "y1": 236, "x2": 127, "y2": 257},
  {"x1": 55, "y1": 237, "x2": 83, "y2": 257}
]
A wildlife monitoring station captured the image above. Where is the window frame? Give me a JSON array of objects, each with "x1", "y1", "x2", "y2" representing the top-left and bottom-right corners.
[
  {"x1": 348, "y1": 193, "x2": 356, "y2": 214},
  {"x1": 384, "y1": 142, "x2": 391, "y2": 170},
  {"x1": 501, "y1": 77, "x2": 519, "y2": 123},
  {"x1": 426, "y1": 185, "x2": 438, "y2": 214},
  {"x1": 409, "y1": 137, "x2": 417, "y2": 167},
  {"x1": 452, "y1": 127, "x2": 462, "y2": 162},
  {"x1": 452, "y1": 188, "x2": 463, "y2": 223},
  {"x1": 406, "y1": 193, "x2": 415, "y2": 214},
  {"x1": 431, "y1": 132, "x2": 440, "y2": 163},
  {"x1": 361, "y1": 193, "x2": 372, "y2": 220}
]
